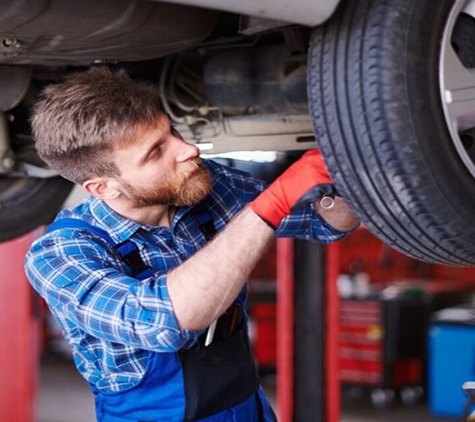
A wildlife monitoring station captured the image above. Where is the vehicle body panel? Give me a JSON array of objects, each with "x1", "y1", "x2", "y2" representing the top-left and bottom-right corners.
[
  {"x1": 0, "y1": 0, "x2": 218, "y2": 65},
  {"x1": 156, "y1": 0, "x2": 341, "y2": 26}
]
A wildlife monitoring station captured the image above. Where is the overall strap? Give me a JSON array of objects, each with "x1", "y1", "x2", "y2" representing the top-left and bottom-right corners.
[
  {"x1": 190, "y1": 206, "x2": 216, "y2": 240},
  {"x1": 46, "y1": 218, "x2": 114, "y2": 244},
  {"x1": 46, "y1": 218, "x2": 153, "y2": 280},
  {"x1": 114, "y1": 240, "x2": 154, "y2": 280}
]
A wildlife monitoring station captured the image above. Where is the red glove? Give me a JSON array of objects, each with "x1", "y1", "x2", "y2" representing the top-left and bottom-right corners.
[{"x1": 249, "y1": 149, "x2": 337, "y2": 228}]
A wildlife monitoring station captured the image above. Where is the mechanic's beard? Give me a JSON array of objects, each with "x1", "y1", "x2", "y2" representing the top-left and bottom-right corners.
[{"x1": 121, "y1": 159, "x2": 212, "y2": 208}]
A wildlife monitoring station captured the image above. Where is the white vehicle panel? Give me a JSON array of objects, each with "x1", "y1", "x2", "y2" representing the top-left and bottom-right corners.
[{"x1": 155, "y1": 0, "x2": 341, "y2": 26}]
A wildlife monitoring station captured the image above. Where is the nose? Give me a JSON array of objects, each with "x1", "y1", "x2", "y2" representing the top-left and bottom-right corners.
[{"x1": 174, "y1": 136, "x2": 200, "y2": 163}]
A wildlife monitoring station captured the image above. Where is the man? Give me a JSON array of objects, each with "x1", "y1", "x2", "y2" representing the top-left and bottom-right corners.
[{"x1": 25, "y1": 68, "x2": 359, "y2": 422}]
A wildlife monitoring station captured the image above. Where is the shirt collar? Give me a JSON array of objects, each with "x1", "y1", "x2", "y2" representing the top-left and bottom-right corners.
[
  {"x1": 87, "y1": 196, "x2": 193, "y2": 244},
  {"x1": 88, "y1": 197, "x2": 145, "y2": 244}
]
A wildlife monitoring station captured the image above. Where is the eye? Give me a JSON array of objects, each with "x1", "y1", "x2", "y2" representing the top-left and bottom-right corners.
[{"x1": 149, "y1": 145, "x2": 163, "y2": 160}]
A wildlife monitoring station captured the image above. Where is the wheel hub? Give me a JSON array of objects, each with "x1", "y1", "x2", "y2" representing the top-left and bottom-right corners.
[{"x1": 440, "y1": 0, "x2": 475, "y2": 178}]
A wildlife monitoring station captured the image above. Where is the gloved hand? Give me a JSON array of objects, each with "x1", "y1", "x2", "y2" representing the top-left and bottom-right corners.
[{"x1": 249, "y1": 149, "x2": 337, "y2": 229}]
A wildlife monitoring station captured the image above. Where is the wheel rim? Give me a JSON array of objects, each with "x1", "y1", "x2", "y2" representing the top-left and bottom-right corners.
[{"x1": 440, "y1": 0, "x2": 475, "y2": 178}]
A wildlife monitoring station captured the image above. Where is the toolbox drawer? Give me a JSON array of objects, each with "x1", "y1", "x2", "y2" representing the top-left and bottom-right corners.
[{"x1": 339, "y1": 299, "x2": 425, "y2": 389}]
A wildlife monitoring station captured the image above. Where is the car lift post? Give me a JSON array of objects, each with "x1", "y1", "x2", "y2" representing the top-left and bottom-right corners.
[
  {"x1": 0, "y1": 230, "x2": 42, "y2": 422},
  {"x1": 276, "y1": 238, "x2": 341, "y2": 422}
]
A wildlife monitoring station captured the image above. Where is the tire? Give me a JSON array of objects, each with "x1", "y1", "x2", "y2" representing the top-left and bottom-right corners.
[
  {"x1": 307, "y1": 0, "x2": 475, "y2": 266},
  {"x1": 0, "y1": 176, "x2": 73, "y2": 242}
]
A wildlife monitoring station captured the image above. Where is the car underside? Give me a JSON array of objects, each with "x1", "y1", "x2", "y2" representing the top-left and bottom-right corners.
[{"x1": 1, "y1": 0, "x2": 475, "y2": 266}]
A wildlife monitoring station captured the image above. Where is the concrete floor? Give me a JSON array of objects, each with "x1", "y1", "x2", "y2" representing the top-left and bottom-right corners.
[
  {"x1": 37, "y1": 354, "x2": 460, "y2": 422},
  {"x1": 341, "y1": 392, "x2": 458, "y2": 422}
]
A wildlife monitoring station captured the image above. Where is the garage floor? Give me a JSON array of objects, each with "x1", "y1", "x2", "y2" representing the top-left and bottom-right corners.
[{"x1": 37, "y1": 355, "x2": 460, "y2": 422}]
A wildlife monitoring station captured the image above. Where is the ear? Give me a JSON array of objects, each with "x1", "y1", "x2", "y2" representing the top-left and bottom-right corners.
[{"x1": 83, "y1": 177, "x2": 121, "y2": 200}]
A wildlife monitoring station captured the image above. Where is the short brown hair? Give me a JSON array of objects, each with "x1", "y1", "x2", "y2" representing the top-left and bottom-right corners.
[{"x1": 31, "y1": 67, "x2": 163, "y2": 184}]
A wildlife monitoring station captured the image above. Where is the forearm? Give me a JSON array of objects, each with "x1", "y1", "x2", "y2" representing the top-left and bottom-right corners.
[
  {"x1": 167, "y1": 207, "x2": 274, "y2": 331},
  {"x1": 315, "y1": 196, "x2": 360, "y2": 231}
]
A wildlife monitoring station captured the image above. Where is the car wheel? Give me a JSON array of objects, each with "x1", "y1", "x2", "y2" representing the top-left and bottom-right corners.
[
  {"x1": 0, "y1": 176, "x2": 73, "y2": 242},
  {"x1": 307, "y1": 0, "x2": 475, "y2": 266}
]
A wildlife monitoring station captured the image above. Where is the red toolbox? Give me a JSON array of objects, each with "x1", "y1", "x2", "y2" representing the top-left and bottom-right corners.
[
  {"x1": 251, "y1": 303, "x2": 277, "y2": 370},
  {"x1": 339, "y1": 298, "x2": 425, "y2": 396}
]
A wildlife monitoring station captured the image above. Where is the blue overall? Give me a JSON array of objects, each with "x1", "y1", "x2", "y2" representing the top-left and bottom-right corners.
[{"x1": 46, "y1": 216, "x2": 277, "y2": 422}]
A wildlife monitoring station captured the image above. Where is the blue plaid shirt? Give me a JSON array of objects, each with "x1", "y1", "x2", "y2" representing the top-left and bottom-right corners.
[{"x1": 25, "y1": 159, "x2": 347, "y2": 393}]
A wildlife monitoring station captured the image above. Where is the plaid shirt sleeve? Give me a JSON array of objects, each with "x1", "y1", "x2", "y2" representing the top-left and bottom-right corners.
[
  {"x1": 276, "y1": 204, "x2": 350, "y2": 243},
  {"x1": 207, "y1": 160, "x2": 351, "y2": 244},
  {"x1": 25, "y1": 232, "x2": 201, "y2": 353}
]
